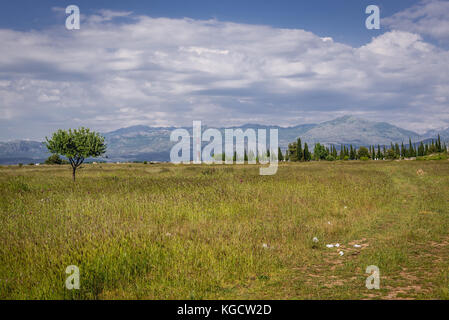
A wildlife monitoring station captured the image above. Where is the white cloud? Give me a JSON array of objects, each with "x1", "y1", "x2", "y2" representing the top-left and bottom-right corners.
[
  {"x1": 383, "y1": 0, "x2": 449, "y2": 43},
  {"x1": 0, "y1": 10, "x2": 449, "y2": 139}
]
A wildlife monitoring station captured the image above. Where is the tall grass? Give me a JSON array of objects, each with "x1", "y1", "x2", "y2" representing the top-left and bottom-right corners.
[{"x1": 0, "y1": 161, "x2": 448, "y2": 299}]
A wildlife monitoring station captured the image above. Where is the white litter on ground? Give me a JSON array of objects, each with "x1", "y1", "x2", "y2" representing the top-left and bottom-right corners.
[
  {"x1": 262, "y1": 243, "x2": 269, "y2": 249},
  {"x1": 326, "y1": 244, "x2": 334, "y2": 248},
  {"x1": 353, "y1": 244, "x2": 361, "y2": 248},
  {"x1": 335, "y1": 243, "x2": 340, "y2": 247},
  {"x1": 313, "y1": 237, "x2": 319, "y2": 243},
  {"x1": 338, "y1": 251, "x2": 344, "y2": 256}
]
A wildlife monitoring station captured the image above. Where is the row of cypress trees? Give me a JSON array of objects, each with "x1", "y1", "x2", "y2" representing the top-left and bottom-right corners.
[{"x1": 282, "y1": 135, "x2": 447, "y2": 161}]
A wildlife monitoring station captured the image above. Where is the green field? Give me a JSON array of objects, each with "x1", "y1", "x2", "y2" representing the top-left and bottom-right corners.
[{"x1": 1, "y1": 160, "x2": 449, "y2": 299}]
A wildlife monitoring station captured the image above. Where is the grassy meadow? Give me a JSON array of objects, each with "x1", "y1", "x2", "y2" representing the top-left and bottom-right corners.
[{"x1": 1, "y1": 160, "x2": 449, "y2": 299}]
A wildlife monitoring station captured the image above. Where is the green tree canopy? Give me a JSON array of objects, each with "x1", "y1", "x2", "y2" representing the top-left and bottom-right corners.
[
  {"x1": 45, "y1": 127, "x2": 106, "y2": 181},
  {"x1": 44, "y1": 154, "x2": 68, "y2": 165},
  {"x1": 357, "y1": 146, "x2": 370, "y2": 159},
  {"x1": 313, "y1": 143, "x2": 328, "y2": 160}
]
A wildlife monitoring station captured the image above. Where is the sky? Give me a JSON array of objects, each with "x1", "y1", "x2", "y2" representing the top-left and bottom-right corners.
[{"x1": 1, "y1": 0, "x2": 449, "y2": 140}]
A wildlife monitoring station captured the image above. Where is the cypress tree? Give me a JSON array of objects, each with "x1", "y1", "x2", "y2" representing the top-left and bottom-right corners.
[
  {"x1": 296, "y1": 138, "x2": 303, "y2": 162},
  {"x1": 418, "y1": 142, "x2": 424, "y2": 157},
  {"x1": 408, "y1": 138, "x2": 413, "y2": 157},
  {"x1": 278, "y1": 147, "x2": 284, "y2": 161},
  {"x1": 349, "y1": 145, "x2": 355, "y2": 160},
  {"x1": 303, "y1": 143, "x2": 311, "y2": 161},
  {"x1": 288, "y1": 142, "x2": 298, "y2": 161}
]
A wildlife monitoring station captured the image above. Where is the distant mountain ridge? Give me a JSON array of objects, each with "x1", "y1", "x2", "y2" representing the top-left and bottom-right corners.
[
  {"x1": 300, "y1": 115, "x2": 422, "y2": 146},
  {"x1": 1, "y1": 116, "x2": 448, "y2": 164}
]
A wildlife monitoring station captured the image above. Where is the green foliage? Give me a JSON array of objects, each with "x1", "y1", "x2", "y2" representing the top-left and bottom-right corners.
[
  {"x1": 416, "y1": 153, "x2": 448, "y2": 161},
  {"x1": 45, "y1": 127, "x2": 106, "y2": 181},
  {"x1": 45, "y1": 154, "x2": 68, "y2": 165},
  {"x1": 349, "y1": 145, "x2": 356, "y2": 160},
  {"x1": 313, "y1": 143, "x2": 328, "y2": 160},
  {"x1": 303, "y1": 143, "x2": 311, "y2": 161},
  {"x1": 287, "y1": 142, "x2": 298, "y2": 161},
  {"x1": 46, "y1": 127, "x2": 106, "y2": 160},
  {"x1": 357, "y1": 146, "x2": 370, "y2": 159},
  {"x1": 277, "y1": 147, "x2": 284, "y2": 161},
  {"x1": 385, "y1": 149, "x2": 399, "y2": 160},
  {"x1": 360, "y1": 156, "x2": 369, "y2": 161},
  {"x1": 296, "y1": 138, "x2": 303, "y2": 161}
]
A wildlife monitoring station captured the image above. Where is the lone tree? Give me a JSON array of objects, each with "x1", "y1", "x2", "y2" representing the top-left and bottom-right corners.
[{"x1": 45, "y1": 127, "x2": 106, "y2": 181}]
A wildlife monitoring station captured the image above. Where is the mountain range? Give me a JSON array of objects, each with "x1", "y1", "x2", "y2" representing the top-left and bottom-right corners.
[{"x1": 1, "y1": 115, "x2": 448, "y2": 164}]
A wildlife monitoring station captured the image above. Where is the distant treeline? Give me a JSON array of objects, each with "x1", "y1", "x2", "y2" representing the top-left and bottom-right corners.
[{"x1": 283, "y1": 135, "x2": 448, "y2": 161}]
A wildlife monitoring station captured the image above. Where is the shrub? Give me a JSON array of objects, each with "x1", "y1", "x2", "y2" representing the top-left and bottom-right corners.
[
  {"x1": 357, "y1": 146, "x2": 370, "y2": 159},
  {"x1": 385, "y1": 149, "x2": 399, "y2": 160},
  {"x1": 344, "y1": 156, "x2": 349, "y2": 161},
  {"x1": 45, "y1": 154, "x2": 64, "y2": 165},
  {"x1": 325, "y1": 155, "x2": 335, "y2": 161},
  {"x1": 360, "y1": 156, "x2": 369, "y2": 161}
]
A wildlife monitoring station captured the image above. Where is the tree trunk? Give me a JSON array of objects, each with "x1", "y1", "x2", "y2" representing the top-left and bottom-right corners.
[{"x1": 72, "y1": 166, "x2": 76, "y2": 182}]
